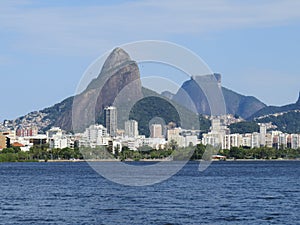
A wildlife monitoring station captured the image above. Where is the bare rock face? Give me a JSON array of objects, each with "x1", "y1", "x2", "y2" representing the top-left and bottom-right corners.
[
  {"x1": 10, "y1": 48, "x2": 270, "y2": 132},
  {"x1": 56, "y1": 47, "x2": 143, "y2": 132},
  {"x1": 101, "y1": 47, "x2": 131, "y2": 74},
  {"x1": 172, "y1": 73, "x2": 266, "y2": 119}
]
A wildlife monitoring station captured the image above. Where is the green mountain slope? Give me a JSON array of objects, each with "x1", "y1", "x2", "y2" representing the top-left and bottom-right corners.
[
  {"x1": 255, "y1": 111, "x2": 300, "y2": 133},
  {"x1": 249, "y1": 93, "x2": 300, "y2": 120}
]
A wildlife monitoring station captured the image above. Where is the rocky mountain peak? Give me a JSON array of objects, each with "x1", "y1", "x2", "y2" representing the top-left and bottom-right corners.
[{"x1": 101, "y1": 47, "x2": 131, "y2": 74}]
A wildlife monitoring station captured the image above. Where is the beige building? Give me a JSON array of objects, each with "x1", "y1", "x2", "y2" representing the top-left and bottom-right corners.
[
  {"x1": 150, "y1": 124, "x2": 163, "y2": 138},
  {"x1": 0, "y1": 132, "x2": 7, "y2": 149}
]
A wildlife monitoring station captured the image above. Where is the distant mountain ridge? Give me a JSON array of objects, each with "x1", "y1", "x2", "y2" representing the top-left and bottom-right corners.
[
  {"x1": 249, "y1": 92, "x2": 300, "y2": 119},
  {"x1": 255, "y1": 110, "x2": 300, "y2": 134},
  {"x1": 172, "y1": 74, "x2": 266, "y2": 119},
  {"x1": 4, "y1": 47, "x2": 299, "y2": 134}
]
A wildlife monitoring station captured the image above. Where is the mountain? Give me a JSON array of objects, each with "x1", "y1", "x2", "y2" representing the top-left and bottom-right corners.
[
  {"x1": 222, "y1": 87, "x2": 266, "y2": 119},
  {"x1": 6, "y1": 48, "x2": 142, "y2": 133},
  {"x1": 249, "y1": 92, "x2": 300, "y2": 119},
  {"x1": 6, "y1": 47, "x2": 208, "y2": 135},
  {"x1": 172, "y1": 74, "x2": 266, "y2": 119},
  {"x1": 8, "y1": 48, "x2": 298, "y2": 135},
  {"x1": 129, "y1": 87, "x2": 210, "y2": 137},
  {"x1": 72, "y1": 47, "x2": 142, "y2": 132},
  {"x1": 255, "y1": 110, "x2": 300, "y2": 134}
]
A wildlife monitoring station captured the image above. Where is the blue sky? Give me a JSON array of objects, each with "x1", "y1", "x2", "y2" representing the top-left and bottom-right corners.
[{"x1": 1, "y1": 0, "x2": 300, "y2": 120}]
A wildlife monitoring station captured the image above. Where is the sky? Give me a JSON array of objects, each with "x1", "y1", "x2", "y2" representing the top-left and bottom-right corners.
[{"x1": 1, "y1": 0, "x2": 300, "y2": 121}]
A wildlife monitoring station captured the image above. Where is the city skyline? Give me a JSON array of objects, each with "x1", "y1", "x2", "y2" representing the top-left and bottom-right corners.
[{"x1": 1, "y1": 0, "x2": 300, "y2": 121}]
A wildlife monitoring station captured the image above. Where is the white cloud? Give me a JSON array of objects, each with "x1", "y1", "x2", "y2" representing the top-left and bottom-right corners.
[{"x1": 0, "y1": 0, "x2": 300, "y2": 55}]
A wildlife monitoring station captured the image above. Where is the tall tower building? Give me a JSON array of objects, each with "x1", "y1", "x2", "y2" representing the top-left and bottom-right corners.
[
  {"x1": 150, "y1": 124, "x2": 163, "y2": 138},
  {"x1": 104, "y1": 106, "x2": 117, "y2": 137},
  {"x1": 125, "y1": 120, "x2": 139, "y2": 138},
  {"x1": 259, "y1": 123, "x2": 267, "y2": 147}
]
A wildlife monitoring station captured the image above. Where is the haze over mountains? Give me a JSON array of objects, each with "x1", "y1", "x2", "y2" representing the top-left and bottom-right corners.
[{"x1": 3, "y1": 48, "x2": 300, "y2": 134}]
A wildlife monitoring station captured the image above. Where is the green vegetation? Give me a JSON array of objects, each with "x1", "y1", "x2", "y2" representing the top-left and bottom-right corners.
[
  {"x1": 119, "y1": 147, "x2": 173, "y2": 161},
  {"x1": 80, "y1": 146, "x2": 114, "y2": 160},
  {"x1": 119, "y1": 144, "x2": 300, "y2": 161},
  {"x1": 129, "y1": 96, "x2": 181, "y2": 137},
  {"x1": 220, "y1": 146, "x2": 300, "y2": 160},
  {"x1": 1, "y1": 142, "x2": 300, "y2": 163},
  {"x1": 127, "y1": 87, "x2": 210, "y2": 137},
  {"x1": 256, "y1": 111, "x2": 300, "y2": 133},
  {"x1": 229, "y1": 121, "x2": 259, "y2": 134},
  {"x1": 0, "y1": 146, "x2": 37, "y2": 162},
  {"x1": 0, "y1": 144, "x2": 83, "y2": 162}
]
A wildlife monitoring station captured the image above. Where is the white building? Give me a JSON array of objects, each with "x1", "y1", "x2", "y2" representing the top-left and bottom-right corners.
[
  {"x1": 259, "y1": 123, "x2": 267, "y2": 147},
  {"x1": 142, "y1": 137, "x2": 167, "y2": 150},
  {"x1": 291, "y1": 134, "x2": 300, "y2": 149},
  {"x1": 46, "y1": 127, "x2": 64, "y2": 139},
  {"x1": 115, "y1": 135, "x2": 167, "y2": 150},
  {"x1": 46, "y1": 127, "x2": 75, "y2": 149},
  {"x1": 80, "y1": 124, "x2": 111, "y2": 148},
  {"x1": 168, "y1": 128, "x2": 199, "y2": 147},
  {"x1": 251, "y1": 132, "x2": 260, "y2": 148},
  {"x1": 202, "y1": 117, "x2": 230, "y2": 149},
  {"x1": 202, "y1": 133, "x2": 223, "y2": 148},
  {"x1": 223, "y1": 134, "x2": 243, "y2": 149},
  {"x1": 125, "y1": 120, "x2": 139, "y2": 138}
]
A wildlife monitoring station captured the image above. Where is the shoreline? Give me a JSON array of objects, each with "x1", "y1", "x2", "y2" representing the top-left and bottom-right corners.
[
  {"x1": 1, "y1": 158, "x2": 299, "y2": 163},
  {"x1": 37, "y1": 158, "x2": 300, "y2": 163}
]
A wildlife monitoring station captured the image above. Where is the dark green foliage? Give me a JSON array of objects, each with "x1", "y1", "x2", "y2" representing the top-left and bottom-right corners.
[
  {"x1": 229, "y1": 121, "x2": 259, "y2": 134},
  {"x1": 219, "y1": 146, "x2": 300, "y2": 160},
  {"x1": 1, "y1": 147, "x2": 21, "y2": 154},
  {"x1": 129, "y1": 96, "x2": 181, "y2": 137},
  {"x1": 80, "y1": 146, "x2": 113, "y2": 160},
  {"x1": 228, "y1": 147, "x2": 245, "y2": 159},
  {"x1": 199, "y1": 115, "x2": 211, "y2": 134},
  {"x1": 190, "y1": 144, "x2": 206, "y2": 160},
  {"x1": 256, "y1": 111, "x2": 300, "y2": 133},
  {"x1": 0, "y1": 145, "x2": 83, "y2": 162},
  {"x1": 51, "y1": 147, "x2": 83, "y2": 160},
  {"x1": 119, "y1": 148, "x2": 173, "y2": 161},
  {"x1": 0, "y1": 148, "x2": 37, "y2": 162},
  {"x1": 1, "y1": 144, "x2": 300, "y2": 162},
  {"x1": 126, "y1": 88, "x2": 211, "y2": 137}
]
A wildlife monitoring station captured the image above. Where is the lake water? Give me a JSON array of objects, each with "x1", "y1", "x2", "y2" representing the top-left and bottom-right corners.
[{"x1": 0, "y1": 161, "x2": 299, "y2": 224}]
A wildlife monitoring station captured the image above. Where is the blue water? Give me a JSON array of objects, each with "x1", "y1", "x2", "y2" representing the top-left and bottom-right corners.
[{"x1": 0, "y1": 161, "x2": 299, "y2": 224}]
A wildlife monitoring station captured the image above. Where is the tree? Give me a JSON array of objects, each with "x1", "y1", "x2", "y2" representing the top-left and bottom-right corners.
[
  {"x1": 229, "y1": 147, "x2": 245, "y2": 159},
  {"x1": 191, "y1": 144, "x2": 206, "y2": 160}
]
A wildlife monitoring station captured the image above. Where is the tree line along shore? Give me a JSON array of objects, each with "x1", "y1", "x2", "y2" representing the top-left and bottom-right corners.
[{"x1": 1, "y1": 143, "x2": 300, "y2": 163}]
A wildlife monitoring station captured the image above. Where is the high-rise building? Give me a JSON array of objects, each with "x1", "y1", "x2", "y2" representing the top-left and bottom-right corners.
[
  {"x1": 259, "y1": 123, "x2": 267, "y2": 147},
  {"x1": 125, "y1": 120, "x2": 139, "y2": 138},
  {"x1": 0, "y1": 132, "x2": 8, "y2": 149},
  {"x1": 104, "y1": 106, "x2": 117, "y2": 137},
  {"x1": 150, "y1": 124, "x2": 163, "y2": 138}
]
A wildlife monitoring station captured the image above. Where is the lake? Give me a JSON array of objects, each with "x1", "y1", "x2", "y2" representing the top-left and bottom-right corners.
[{"x1": 0, "y1": 161, "x2": 299, "y2": 224}]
